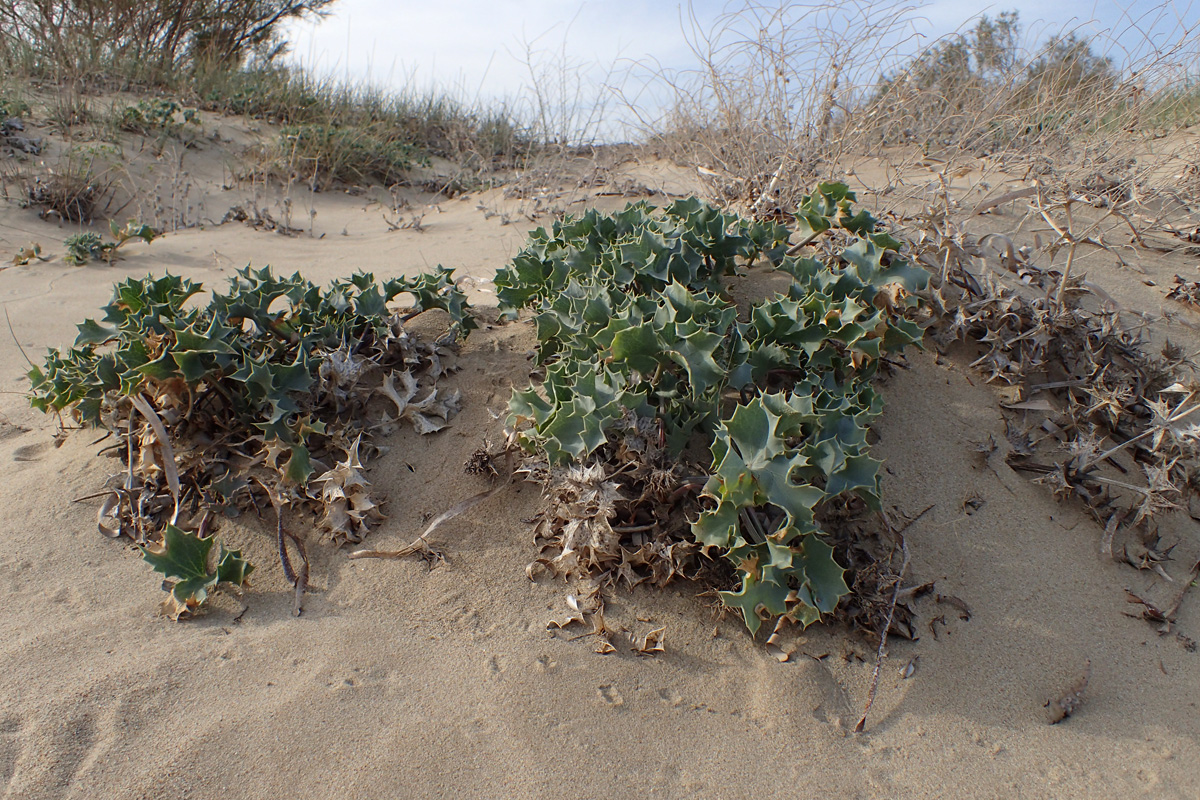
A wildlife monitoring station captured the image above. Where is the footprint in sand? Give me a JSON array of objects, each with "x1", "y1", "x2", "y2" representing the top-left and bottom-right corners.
[
  {"x1": 597, "y1": 685, "x2": 624, "y2": 707},
  {"x1": 11, "y1": 443, "x2": 46, "y2": 462},
  {"x1": 0, "y1": 715, "x2": 20, "y2": 791},
  {"x1": 811, "y1": 665, "x2": 853, "y2": 730},
  {"x1": 7, "y1": 708, "x2": 100, "y2": 792}
]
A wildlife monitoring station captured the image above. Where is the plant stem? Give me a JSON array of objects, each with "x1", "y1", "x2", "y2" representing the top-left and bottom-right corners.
[
  {"x1": 1082, "y1": 392, "x2": 1199, "y2": 469},
  {"x1": 1054, "y1": 241, "x2": 1078, "y2": 307}
]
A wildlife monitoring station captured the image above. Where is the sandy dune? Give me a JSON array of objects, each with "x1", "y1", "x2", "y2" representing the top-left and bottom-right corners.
[{"x1": 2, "y1": 109, "x2": 1199, "y2": 799}]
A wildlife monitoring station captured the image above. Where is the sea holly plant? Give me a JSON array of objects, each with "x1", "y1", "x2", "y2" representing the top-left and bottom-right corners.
[
  {"x1": 29, "y1": 265, "x2": 475, "y2": 617},
  {"x1": 64, "y1": 220, "x2": 159, "y2": 265},
  {"x1": 494, "y1": 197, "x2": 790, "y2": 316},
  {"x1": 117, "y1": 99, "x2": 200, "y2": 138},
  {"x1": 141, "y1": 524, "x2": 255, "y2": 620},
  {"x1": 499, "y1": 185, "x2": 928, "y2": 639}
]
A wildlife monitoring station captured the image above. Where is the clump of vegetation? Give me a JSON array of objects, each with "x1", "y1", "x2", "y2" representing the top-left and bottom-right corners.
[
  {"x1": 278, "y1": 123, "x2": 429, "y2": 189},
  {"x1": 0, "y1": 1, "x2": 335, "y2": 79},
  {"x1": 921, "y1": 199, "x2": 1200, "y2": 553},
  {"x1": 116, "y1": 98, "x2": 200, "y2": 137},
  {"x1": 495, "y1": 185, "x2": 928, "y2": 638},
  {"x1": 0, "y1": 1, "x2": 531, "y2": 173},
  {"x1": 868, "y1": 13, "x2": 1116, "y2": 150},
  {"x1": 64, "y1": 221, "x2": 159, "y2": 265},
  {"x1": 28, "y1": 265, "x2": 476, "y2": 617},
  {"x1": 25, "y1": 160, "x2": 114, "y2": 222},
  {"x1": 0, "y1": 93, "x2": 30, "y2": 119},
  {"x1": 46, "y1": 88, "x2": 92, "y2": 131},
  {"x1": 642, "y1": 6, "x2": 1197, "y2": 216}
]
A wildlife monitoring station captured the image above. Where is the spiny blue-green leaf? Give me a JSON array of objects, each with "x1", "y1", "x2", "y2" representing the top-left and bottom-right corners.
[
  {"x1": 141, "y1": 524, "x2": 217, "y2": 605},
  {"x1": 723, "y1": 399, "x2": 776, "y2": 463},
  {"x1": 137, "y1": 352, "x2": 180, "y2": 381},
  {"x1": 610, "y1": 325, "x2": 663, "y2": 374},
  {"x1": 75, "y1": 319, "x2": 119, "y2": 347},
  {"x1": 719, "y1": 573, "x2": 792, "y2": 636},
  {"x1": 169, "y1": 317, "x2": 237, "y2": 354},
  {"x1": 172, "y1": 350, "x2": 208, "y2": 383},
  {"x1": 269, "y1": 354, "x2": 314, "y2": 394},
  {"x1": 669, "y1": 329, "x2": 726, "y2": 394},
  {"x1": 796, "y1": 535, "x2": 848, "y2": 614},
  {"x1": 215, "y1": 546, "x2": 254, "y2": 586},
  {"x1": 692, "y1": 499, "x2": 739, "y2": 551},
  {"x1": 284, "y1": 444, "x2": 314, "y2": 485},
  {"x1": 754, "y1": 455, "x2": 823, "y2": 525},
  {"x1": 141, "y1": 525, "x2": 254, "y2": 616},
  {"x1": 825, "y1": 453, "x2": 884, "y2": 508}
]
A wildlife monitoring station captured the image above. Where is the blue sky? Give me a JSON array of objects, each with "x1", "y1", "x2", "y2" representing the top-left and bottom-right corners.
[{"x1": 283, "y1": 1, "x2": 1197, "y2": 137}]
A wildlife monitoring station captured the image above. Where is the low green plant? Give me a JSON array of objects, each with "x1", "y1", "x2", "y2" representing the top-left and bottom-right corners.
[
  {"x1": 142, "y1": 524, "x2": 254, "y2": 619},
  {"x1": 499, "y1": 184, "x2": 928, "y2": 635},
  {"x1": 64, "y1": 221, "x2": 159, "y2": 265},
  {"x1": 190, "y1": 65, "x2": 530, "y2": 164},
  {"x1": 116, "y1": 98, "x2": 200, "y2": 137},
  {"x1": 0, "y1": 94, "x2": 31, "y2": 118},
  {"x1": 29, "y1": 265, "x2": 475, "y2": 617}
]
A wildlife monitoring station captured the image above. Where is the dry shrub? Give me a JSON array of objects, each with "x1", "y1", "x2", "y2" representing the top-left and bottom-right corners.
[
  {"x1": 626, "y1": 0, "x2": 927, "y2": 208},
  {"x1": 25, "y1": 160, "x2": 115, "y2": 222},
  {"x1": 0, "y1": 1, "x2": 336, "y2": 80},
  {"x1": 628, "y1": 1, "x2": 1200, "y2": 214}
]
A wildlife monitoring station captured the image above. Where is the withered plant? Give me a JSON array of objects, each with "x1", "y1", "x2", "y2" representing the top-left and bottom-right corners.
[{"x1": 912, "y1": 182, "x2": 1200, "y2": 604}]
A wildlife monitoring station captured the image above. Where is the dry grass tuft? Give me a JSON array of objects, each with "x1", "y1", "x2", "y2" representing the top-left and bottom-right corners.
[{"x1": 24, "y1": 160, "x2": 115, "y2": 223}]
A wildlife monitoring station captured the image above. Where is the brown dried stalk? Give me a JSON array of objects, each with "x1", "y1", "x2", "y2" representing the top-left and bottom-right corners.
[{"x1": 855, "y1": 537, "x2": 911, "y2": 733}]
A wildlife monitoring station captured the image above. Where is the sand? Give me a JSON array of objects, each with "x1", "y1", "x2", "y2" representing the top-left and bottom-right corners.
[{"x1": 1, "y1": 107, "x2": 1199, "y2": 800}]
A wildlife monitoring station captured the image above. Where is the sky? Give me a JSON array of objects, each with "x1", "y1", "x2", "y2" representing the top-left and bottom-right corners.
[{"x1": 282, "y1": 1, "x2": 1198, "y2": 139}]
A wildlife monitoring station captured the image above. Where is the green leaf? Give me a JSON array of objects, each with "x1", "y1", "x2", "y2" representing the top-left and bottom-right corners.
[
  {"x1": 610, "y1": 325, "x2": 662, "y2": 374},
  {"x1": 169, "y1": 318, "x2": 237, "y2": 355},
  {"x1": 269, "y1": 354, "x2": 314, "y2": 394},
  {"x1": 284, "y1": 444, "x2": 314, "y2": 485},
  {"x1": 216, "y1": 546, "x2": 255, "y2": 586},
  {"x1": 137, "y1": 352, "x2": 180, "y2": 381},
  {"x1": 141, "y1": 525, "x2": 213, "y2": 609},
  {"x1": 723, "y1": 400, "x2": 774, "y2": 462},
  {"x1": 755, "y1": 456, "x2": 823, "y2": 524},
  {"x1": 825, "y1": 453, "x2": 883, "y2": 508},
  {"x1": 75, "y1": 319, "x2": 119, "y2": 347},
  {"x1": 797, "y1": 535, "x2": 847, "y2": 614},
  {"x1": 172, "y1": 350, "x2": 208, "y2": 383},
  {"x1": 719, "y1": 573, "x2": 791, "y2": 636},
  {"x1": 692, "y1": 499, "x2": 739, "y2": 551},
  {"x1": 141, "y1": 525, "x2": 254, "y2": 618}
]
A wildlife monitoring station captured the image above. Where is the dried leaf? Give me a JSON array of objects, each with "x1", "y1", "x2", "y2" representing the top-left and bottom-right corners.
[
  {"x1": 766, "y1": 643, "x2": 791, "y2": 662},
  {"x1": 548, "y1": 609, "x2": 585, "y2": 629},
  {"x1": 634, "y1": 626, "x2": 666, "y2": 655}
]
